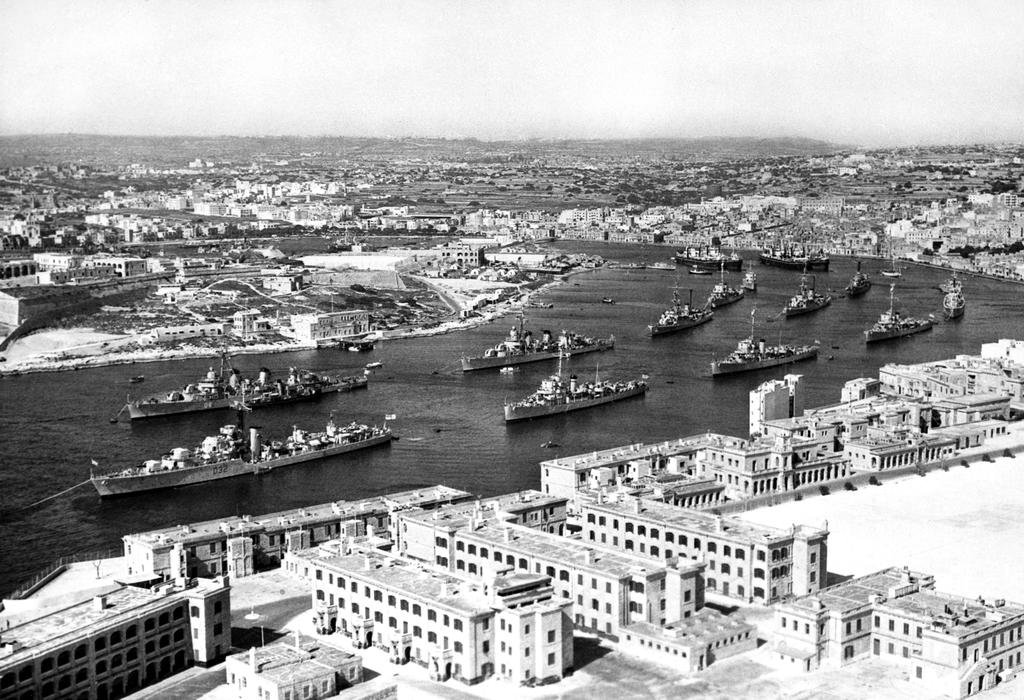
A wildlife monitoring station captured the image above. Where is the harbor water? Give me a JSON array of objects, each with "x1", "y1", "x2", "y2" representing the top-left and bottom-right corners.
[{"x1": 1, "y1": 242, "x2": 1022, "y2": 594}]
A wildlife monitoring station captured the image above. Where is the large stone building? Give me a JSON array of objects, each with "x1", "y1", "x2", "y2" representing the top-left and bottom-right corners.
[
  {"x1": 576, "y1": 492, "x2": 829, "y2": 605},
  {"x1": 772, "y1": 567, "x2": 1024, "y2": 698},
  {"x1": 122, "y1": 486, "x2": 472, "y2": 581},
  {"x1": 0, "y1": 577, "x2": 229, "y2": 700},
  {"x1": 285, "y1": 547, "x2": 574, "y2": 687},
  {"x1": 289, "y1": 311, "x2": 371, "y2": 344}
]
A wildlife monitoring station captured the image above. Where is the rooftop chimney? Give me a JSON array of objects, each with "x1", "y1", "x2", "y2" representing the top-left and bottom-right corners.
[
  {"x1": 633, "y1": 497, "x2": 642, "y2": 514},
  {"x1": 294, "y1": 630, "x2": 301, "y2": 650},
  {"x1": 92, "y1": 595, "x2": 107, "y2": 612}
]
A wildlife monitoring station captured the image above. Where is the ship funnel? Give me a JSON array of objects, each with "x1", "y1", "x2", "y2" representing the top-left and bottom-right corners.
[
  {"x1": 258, "y1": 368, "x2": 270, "y2": 385},
  {"x1": 206, "y1": 367, "x2": 216, "y2": 381},
  {"x1": 569, "y1": 375, "x2": 578, "y2": 392},
  {"x1": 228, "y1": 372, "x2": 240, "y2": 388},
  {"x1": 249, "y1": 428, "x2": 261, "y2": 462},
  {"x1": 759, "y1": 339, "x2": 766, "y2": 354},
  {"x1": 541, "y1": 330, "x2": 552, "y2": 343}
]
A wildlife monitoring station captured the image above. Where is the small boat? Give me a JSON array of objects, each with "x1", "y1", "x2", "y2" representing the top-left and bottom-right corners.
[
  {"x1": 499, "y1": 366, "x2": 517, "y2": 375},
  {"x1": 880, "y1": 253, "x2": 902, "y2": 278},
  {"x1": 939, "y1": 271, "x2": 961, "y2": 294},
  {"x1": 129, "y1": 375, "x2": 145, "y2": 384},
  {"x1": 541, "y1": 441, "x2": 560, "y2": 448},
  {"x1": 741, "y1": 271, "x2": 757, "y2": 292},
  {"x1": 365, "y1": 361, "x2": 383, "y2": 369},
  {"x1": 688, "y1": 266, "x2": 713, "y2": 276},
  {"x1": 601, "y1": 297, "x2": 615, "y2": 305}
]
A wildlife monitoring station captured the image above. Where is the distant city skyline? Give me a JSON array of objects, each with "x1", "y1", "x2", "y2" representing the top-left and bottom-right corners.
[{"x1": 1, "y1": 0, "x2": 1022, "y2": 147}]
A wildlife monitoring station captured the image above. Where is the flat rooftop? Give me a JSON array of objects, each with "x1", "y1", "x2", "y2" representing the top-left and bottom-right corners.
[
  {"x1": 397, "y1": 490, "x2": 566, "y2": 531},
  {"x1": 459, "y1": 521, "x2": 698, "y2": 580},
  {"x1": 230, "y1": 633, "x2": 357, "y2": 684},
  {"x1": 580, "y1": 494, "x2": 827, "y2": 544},
  {"x1": 540, "y1": 436, "x2": 713, "y2": 474},
  {"x1": 879, "y1": 589, "x2": 1024, "y2": 637},
  {"x1": 783, "y1": 568, "x2": 930, "y2": 614},
  {"x1": 0, "y1": 579, "x2": 225, "y2": 666},
  {"x1": 299, "y1": 549, "x2": 495, "y2": 618},
  {"x1": 125, "y1": 485, "x2": 472, "y2": 546},
  {"x1": 625, "y1": 608, "x2": 754, "y2": 647}
]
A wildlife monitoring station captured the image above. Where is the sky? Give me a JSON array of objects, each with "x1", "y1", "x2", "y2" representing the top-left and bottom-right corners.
[{"x1": 1, "y1": 0, "x2": 1022, "y2": 146}]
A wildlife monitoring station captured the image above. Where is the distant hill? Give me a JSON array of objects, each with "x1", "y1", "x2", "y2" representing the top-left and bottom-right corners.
[{"x1": 0, "y1": 134, "x2": 846, "y2": 167}]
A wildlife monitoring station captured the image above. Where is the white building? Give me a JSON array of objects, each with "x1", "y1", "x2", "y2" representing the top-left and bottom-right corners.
[
  {"x1": 749, "y1": 374, "x2": 803, "y2": 436},
  {"x1": 289, "y1": 311, "x2": 370, "y2": 344}
]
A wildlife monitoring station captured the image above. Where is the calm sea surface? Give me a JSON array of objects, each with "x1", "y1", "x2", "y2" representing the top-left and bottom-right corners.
[{"x1": 1, "y1": 242, "x2": 1021, "y2": 593}]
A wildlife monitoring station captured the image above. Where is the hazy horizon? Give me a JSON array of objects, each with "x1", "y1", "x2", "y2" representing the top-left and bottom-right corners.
[{"x1": 2, "y1": 0, "x2": 1023, "y2": 147}]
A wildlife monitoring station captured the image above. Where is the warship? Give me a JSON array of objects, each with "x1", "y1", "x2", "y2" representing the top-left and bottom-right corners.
[
  {"x1": 648, "y1": 288, "x2": 714, "y2": 337},
  {"x1": 460, "y1": 318, "x2": 613, "y2": 371},
  {"x1": 784, "y1": 273, "x2": 832, "y2": 317},
  {"x1": 706, "y1": 265, "x2": 745, "y2": 308},
  {"x1": 503, "y1": 366, "x2": 648, "y2": 422},
  {"x1": 711, "y1": 310, "x2": 819, "y2": 376},
  {"x1": 124, "y1": 364, "x2": 367, "y2": 420},
  {"x1": 91, "y1": 415, "x2": 393, "y2": 496},
  {"x1": 864, "y1": 285, "x2": 934, "y2": 343}
]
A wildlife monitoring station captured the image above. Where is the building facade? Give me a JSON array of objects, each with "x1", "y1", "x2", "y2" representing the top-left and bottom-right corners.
[{"x1": 0, "y1": 578, "x2": 229, "y2": 700}]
